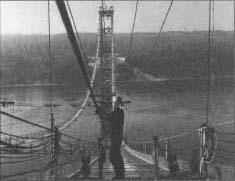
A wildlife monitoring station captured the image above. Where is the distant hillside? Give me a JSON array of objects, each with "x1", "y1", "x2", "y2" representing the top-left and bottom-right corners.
[{"x1": 0, "y1": 31, "x2": 233, "y2": 85}]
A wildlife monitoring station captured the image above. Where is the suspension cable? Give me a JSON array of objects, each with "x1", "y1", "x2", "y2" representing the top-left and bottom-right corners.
[
  {"x1": 126, "y1": 0, "x2": 139, "y2": 62},
  {"x1": 66, "y1": 0, "x2": 87, "y2": 62},
  {"x1": 60, "y1": 132, "x2": 81, "y2": 141},
  {"x1": 0, "y1": 111, "x2": 50, "y2": 131},
  {"x1": 0, "y1": 0, "x2": 2, "y2": 172},
  {"x1": 48, "y1": 0, "x2": 53, "y2": 117},
  {"x1": 206, "y1": 0, "x2": 212, "y2": 124},
  {"x1": 152, "y1": 0, "x2": 173, "y2": 53},
  {"x1": 55, "y1": 0, "x2": 99, "y2": 110},
  {"x1": 57, "y1": 0, "x2": 99, "y2": 131},
  {"x1": 211, "y1": 0, "x2": 215, "y2": 123},
  {"x1": 0, "y1": 131, "x2": 51, "y2": 140}
]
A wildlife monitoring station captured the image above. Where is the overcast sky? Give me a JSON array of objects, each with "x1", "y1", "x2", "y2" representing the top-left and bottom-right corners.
[{"x1": 1, "y1": 1, "x2": 234, "y2": 34}]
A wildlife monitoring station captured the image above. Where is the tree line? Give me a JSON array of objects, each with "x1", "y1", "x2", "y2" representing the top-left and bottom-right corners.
[{"x1": 0, "y1": 31, "x2": 233, "y2": 86}]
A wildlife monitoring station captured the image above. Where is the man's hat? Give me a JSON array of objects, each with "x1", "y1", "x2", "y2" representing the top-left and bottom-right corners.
[{"x1": 116, "y1": 96, "x2": 123, "y2": 106}]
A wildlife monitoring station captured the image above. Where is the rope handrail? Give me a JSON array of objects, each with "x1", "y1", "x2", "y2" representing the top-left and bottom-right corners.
[
  {"x1": 126, "y1": 120, "x2": 234, "y2": 146},
  {"x1": 1, "y1": 142, "x2": 51, "y2": 154},
  {"x1": 216, "y1": 121, "x2": 234, "y2": 127},
  {"x1": 0, "y1": 131, "x2": 51, "y2": 140},
  {"x1": 217, "y1": 139, "x2": 234, "y2": 144},
  {"x1": 1, "y1": 152, "x2": 49, "y2": 159},
  {"x1": 0, "y1": 111, "x2": 51, "y2": 131},
  {"x1": 60, "y1": 132, "x2": 81, "y2": 141},
  {"x1": 216, "y1": 131, "x2": 235, "y2": 135},
  {"x1": 14, "y1": 140, "x2": 51, "y2": 150},
  {"x1": 217, "y1": 148, "x2": 235, "y2": 154},
  {"x1": 0, "y1": 154, "x2": 48, "y2": 165},
  {"x1": 160, "y1": 129, "x2": 196, "y2": 141}
]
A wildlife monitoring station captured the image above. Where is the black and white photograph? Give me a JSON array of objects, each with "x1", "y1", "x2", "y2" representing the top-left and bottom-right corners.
[{"x1": 0, "y1": 0, "x2": 234, "y2": 180}]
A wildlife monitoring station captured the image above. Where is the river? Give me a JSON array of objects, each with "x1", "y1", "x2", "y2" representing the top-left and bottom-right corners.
[{"x1": 0, "y1": 79, "x2": 234, "y2": 179}]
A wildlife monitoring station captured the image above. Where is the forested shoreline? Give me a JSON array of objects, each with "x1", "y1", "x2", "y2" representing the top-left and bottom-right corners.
[{"x1": 1, "y1": 31, "x2": 233, "y2": 85}]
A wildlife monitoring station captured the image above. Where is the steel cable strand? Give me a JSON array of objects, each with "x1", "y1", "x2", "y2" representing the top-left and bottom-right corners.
[
  {"x1": 60, "y1": 132, "x2": 97, "y2": 145},
  {"x1": 60, "y1": 139, "x2": 75, "y2": 146},
  {"x1": 0, "y1": 149, "x2": 41, "y2": 155},
  {"x1": 1, "y1": 137, "x2": 51, "y2": 150},
  {"x1": 216, "y1": 130, "x2": 235, "y2": 135},
  {"x1": 0, "y1": 151, "x2": 50, "y2": 159},
  {"x1": 56, "y1": 0, "x2": 99, "y2": 110},
  {"x1": 14, "y1": 140, "x2": 52, "y2": 150},
  {"x1": 0, "y1": 143, "x2": 52, "y2": 155},
  {"x1": 217, "y1": 139, "x2": 235, "y2": 144},
  {"x1": 66, "y1": 0, "x2": 88, "y2": 64},
  {"x1": 0, "y1": 154, "x2": 49, "y2": 165},
  {"x1": 126, "y1": 121, "x2": 232, "y2": 150},
  {"x1": 151, "y1": 0, "x2": 174, "y2": 53},
  {"x1": 58, "y1": 42, "x2": 99, "y2": 131},
  {"x1": 126, "y1": 0, "x2": 139, "y2": 62},
  {"x1": 0, "y1": 149, "x2": 48, "y2": 156},
  {"x1": 0, "y1": 131, "x2": 52, "y2": 140},
  {"x1": 216, "y1": 148, "x2": 235, "y2": 154}
]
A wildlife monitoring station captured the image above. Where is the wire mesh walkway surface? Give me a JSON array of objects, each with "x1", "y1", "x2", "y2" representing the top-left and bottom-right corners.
[
  {"x1": 62, "y1": 148, "x2": 155, "y2": 181},
  {"x1": 54, "y1": 146, "x2": 209, "y2": 181}
]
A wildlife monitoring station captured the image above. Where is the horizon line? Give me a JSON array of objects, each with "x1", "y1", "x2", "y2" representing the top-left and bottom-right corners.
[{"x1": 1, "y1": 29, "x2": 233, "y2": 36}]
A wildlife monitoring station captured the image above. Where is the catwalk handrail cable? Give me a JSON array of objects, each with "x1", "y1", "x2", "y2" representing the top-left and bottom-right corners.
[
  {"x1": 0, "y1": 152, "x2": 48, "y2": 159},
  {"x1": 125, "y1": 120, "x2": 234, "y2": 145},
  {"x1": 0, "y1": 147, "x2": 50, "y2": 155},
  {"x1": 216, "y1": 131, "x2": 235, "y2": 135},
  {"x1": 0, "y1": 130, "x2": 51, "y2": 140},
  {"x1": 217, "y1": 148, "x2": 235, "y2": 154},
  {"x1": 11, "y1": 141, "x2": 51, "y2": 150},
  {"x1": 0, "y1": 141, "x2": 52, "y2": 153},
  {"x1": 217, "y1": 139, "x2": 234, "y2": 144},
  {"x1": 0, "y1": 154, "x2": 48, "y2": 165},
  {"x1": 0, "y1": 111, "x2": 51, "y2": 131},
  {"x1": 60, "y1": 137, "x2": 97, "y2": 145},
  {"x1": 0, "y1": 139, "x2": 49, "y2": 150}
]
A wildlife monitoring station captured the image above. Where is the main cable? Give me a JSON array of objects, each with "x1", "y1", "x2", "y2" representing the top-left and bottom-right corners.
[
  {"x1": 48, "y1": 0, "x2": 53, "y2": 117},
  {"x1": 0, "y1": 0, "x2": 2, "y2": 173},
  {"x1": 207, "y1": 0, "x2": 212, "y2": 124},
  {"x1": 55, "y1": 0, "x2": 99, "y2": 111},
  {"x1": 126, "y1": 0, "x2": 139, "y2": 62},
  {"x1": 151, "y1": 0, "x2": 173, "y2": 53},
  {"x1": 66, "y1": 0, "x2": 87, "y2": 64}
]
